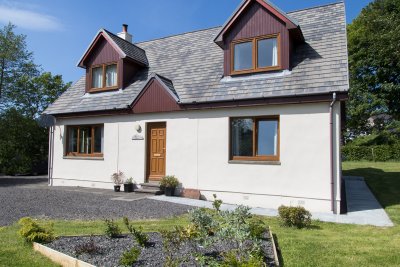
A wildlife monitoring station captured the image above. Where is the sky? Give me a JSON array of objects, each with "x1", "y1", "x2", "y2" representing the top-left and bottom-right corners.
[{"x1": 0, "y1": 0, "x2": 372, "y2": 83}]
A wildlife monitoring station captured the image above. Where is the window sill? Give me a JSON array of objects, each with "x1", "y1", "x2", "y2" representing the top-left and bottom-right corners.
[
  {"x1": 228, "y1": 160, "x2": 281, "y2": 165},
  {"x1": 63, "y1": 156, "x2": 104, "y2": 161},
  {"x1": 88, "y1": 87, "x2": 119, "y2": 93}
]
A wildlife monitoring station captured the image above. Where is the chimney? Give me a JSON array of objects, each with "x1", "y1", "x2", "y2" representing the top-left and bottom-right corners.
[{"x1": 117, "y1": 24, "x2": 132, "y2": 43}]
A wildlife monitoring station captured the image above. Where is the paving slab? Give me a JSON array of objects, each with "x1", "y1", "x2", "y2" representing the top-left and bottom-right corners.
[{"x1": 150, "y1": 176, "x2": 393, "y2": 227}]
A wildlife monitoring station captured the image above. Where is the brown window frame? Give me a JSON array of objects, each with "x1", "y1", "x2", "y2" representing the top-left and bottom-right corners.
[
  {"x1": 89, "y1": 62, "x2": 119, "y2": 92},
  {"x1": 229, "y1": 116, "x2": 280, "y2": 162},
  {"x1": 230, "y1": 34, "x2": 281, "y2": 75},
  {"x1": 65, "y1": 125, "x2": 104, "y2": 158}
]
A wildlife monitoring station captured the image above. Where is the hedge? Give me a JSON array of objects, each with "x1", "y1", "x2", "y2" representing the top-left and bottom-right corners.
[{"x1": 342, "y1": 144, "x2": 400, "y2": 161}]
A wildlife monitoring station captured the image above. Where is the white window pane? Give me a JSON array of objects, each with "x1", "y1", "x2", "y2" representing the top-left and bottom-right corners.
[
  {"x1": 257, "y1": 120, "x2": 278, "y2": 156},
  {"x1": 106, "y1": 64, "x2": 117, "y2": 87},
  {"x1": 79, "y1": 127, "x2": 92, "y2": 154},
  {"x1": 231, "y1": 118, "x2": 253, "y2": 156},
  {"x1": 234, "y1": 42, "x2": 253, "y2": 71},
  {"x1": 258, "y1": 38, "x2": 278, "y2": 68},
  {"x1": 91, "y1": 67, "x2": 103, "y2": 88}
]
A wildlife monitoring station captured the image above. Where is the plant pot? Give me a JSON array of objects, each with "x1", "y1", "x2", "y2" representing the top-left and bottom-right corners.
[
  {"x1": 114, "y1": 185, "x2": 121, "y2": 192},
  {"x1": 124, "y1": 183, "x2": 134, "y2": 193},
  {"x1": 165, "y1": 187, "x2": 175, "y2": 196}
]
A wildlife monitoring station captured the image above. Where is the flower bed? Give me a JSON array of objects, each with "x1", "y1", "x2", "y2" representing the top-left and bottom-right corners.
[{"x1": 45, "y1": 232, "x2": 277, "y2": 266}]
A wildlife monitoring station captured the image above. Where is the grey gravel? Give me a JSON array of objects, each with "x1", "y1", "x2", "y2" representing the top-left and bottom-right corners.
[
  {"x1": 47, "y1": 233, "x2": 276, "y2": 266},
  {"x1": 0, "y1": 177, "x2": 191, "y2": 226}
]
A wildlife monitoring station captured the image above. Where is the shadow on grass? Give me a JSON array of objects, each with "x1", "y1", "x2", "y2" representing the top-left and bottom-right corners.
[
  {"x1": 272, "y1": 233, "x2": 285, "y2": 267},
  {"x1": 343, "y1": 167, "x2": 400, "y2": 211}
]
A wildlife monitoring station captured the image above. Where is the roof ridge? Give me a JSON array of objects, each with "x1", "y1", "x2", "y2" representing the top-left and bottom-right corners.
[
  {"x1": 103, "y1": 29, "x2": 147, "y2": 53},
  {"x1": 287, "y1": 1, "x2": 344, "y2": 14},
  {"x1": 135, "y1": 25, "x2": 222, "y2": 45}
]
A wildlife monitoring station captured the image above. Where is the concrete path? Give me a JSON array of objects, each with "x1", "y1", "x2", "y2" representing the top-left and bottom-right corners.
[{"x1": 150, "y1": 176, "x2": 393, "y2": 227}]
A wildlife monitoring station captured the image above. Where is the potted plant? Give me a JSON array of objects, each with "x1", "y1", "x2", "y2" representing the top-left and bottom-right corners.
[
  {"x1": 111, "y1": 171, "x2": 125, "y2": 192},
  {"x1": 123, "y1": 177, "x2": 136, "y2": 193},
  {"x1": 160, "y1": 175, "x2": 179, "y2": 196}
]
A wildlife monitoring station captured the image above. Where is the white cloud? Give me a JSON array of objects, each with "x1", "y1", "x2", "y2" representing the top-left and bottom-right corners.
[{"x1": 0, "y1": 3, "x2": 62, "y2": 31}]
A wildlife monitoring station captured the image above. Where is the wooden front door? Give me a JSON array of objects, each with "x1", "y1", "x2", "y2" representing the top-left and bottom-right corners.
[{"x1": 147, "y1": 122, "x2": 166, "y2": 182}]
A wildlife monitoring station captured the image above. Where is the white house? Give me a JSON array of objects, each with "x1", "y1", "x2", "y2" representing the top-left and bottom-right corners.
[{"x1": 44, "y1": 0, "x2": 349, "y2": 214}]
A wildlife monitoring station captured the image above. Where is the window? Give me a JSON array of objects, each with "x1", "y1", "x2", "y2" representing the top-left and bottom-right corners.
[
  {"x1": 90, "y1": 63, "x2": 118, "y2": 91},
  {"x1": 66, "y1": 125, "x2": 104, "y2": 157},
  {"x1": 231, "y1": 34, "x2": 280, "y2": 75},
  {"x1": 230, "y1": 117, "x2": 279, "y2": 161}
]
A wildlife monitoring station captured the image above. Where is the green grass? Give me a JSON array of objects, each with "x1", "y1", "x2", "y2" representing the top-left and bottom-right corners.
[{"x1": 0, "y1": 161, "x2": 399, "y2": 266}]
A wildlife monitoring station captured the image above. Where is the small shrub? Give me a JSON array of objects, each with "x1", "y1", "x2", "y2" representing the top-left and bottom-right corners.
[
  {"x1": 221, "y1": 249, "x2": 266, "y2": 267},
  {"x1": 104, "y1": 219, "x2": 122, "y2": 238},
  {"x1": 212, "y1": 194, "x2": 223, "y2": 212},
  {"x1": 123, "y1": 217, "x2": 149, "y2": 247},
  {"x1": 18, "y1": 217, "x2": 55, "y2": 243},
  {"x1": 74, "y1": 236, "x2": 100, "y2": 256},
  {"x1": 119, "y1": 246, "x2": 141, "y2": 266},
  {"x1": 248, "y1": 217, "x2": 267, "y2": 239},
  {"x1": 160, "y1": 175, "x2": 179, "y2": 188},
  {"x1": 125, "y1": 177, "x2": 135, "y2": 184},
  {"x1": 278, "y1": 205, "x2": 312, "y2": 228}
]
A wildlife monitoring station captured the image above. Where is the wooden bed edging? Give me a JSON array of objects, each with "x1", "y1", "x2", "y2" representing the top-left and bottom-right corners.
[
  {"x1": 269, "y1": 226, "x2": 280, "y2": 267},
  {"x1": 33, "y1": 242, "x2": 95, "y2": 267}
]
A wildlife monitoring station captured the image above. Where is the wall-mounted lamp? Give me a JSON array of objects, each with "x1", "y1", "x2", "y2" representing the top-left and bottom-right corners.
[{"x1": 134, "y1": 124, "x2": 142, "y2": 132}]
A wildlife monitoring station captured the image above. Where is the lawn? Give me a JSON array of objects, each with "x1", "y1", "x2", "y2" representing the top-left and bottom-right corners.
[{"x1": 0, "y1": 161, "x2": 399, "y2": 267}]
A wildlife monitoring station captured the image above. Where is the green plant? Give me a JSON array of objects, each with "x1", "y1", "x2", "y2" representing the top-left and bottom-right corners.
[
  {"x1": 248, "y1": 217, "x2": 267, "y2": 239},
  {"x1": 160, "y1": 175, "x2": 179, "y2": 188},
  {"x1": 110, "y1": 171, "x2": 125, "y2": 185},
  {"x1": 119, "y1": 246, "x2": 141, "y2": 266},
  {"x1": 125, "y1": 177, "x2": 135, "y2": 184},
  {"x1": 104, "y1": 219, "x2": 121, "y2": 238},
  {"x1": 221, "y1": 249, "x2": 266, "y2": 267},
  {"x1": 18, "y1": 217, "x2": 55, "y2": 243},
  {"x1": 342, "y1": 144, "x2": 400, "y2": 162},
  {"x1": 278, "y1": 205, "x2": 312, "y2": 229},
  {"x1": 74, "y1": 236, "x2": 100, "y2": 256},
  {"x1": 123, "y1": 217, "x2": 149, "y2": 247},
  {"x1": 212, "y1": 194, "x2": 223, "y2": 212}
]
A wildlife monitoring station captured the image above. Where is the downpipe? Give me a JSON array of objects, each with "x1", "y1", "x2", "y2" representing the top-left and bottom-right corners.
[{"x1": 329, "y1": 92, "x2": 337, "y2": 213}]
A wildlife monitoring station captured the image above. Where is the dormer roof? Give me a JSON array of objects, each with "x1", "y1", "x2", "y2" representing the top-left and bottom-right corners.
[
  {"x1": 213, "y1": 0, "x2": 303, "y2": 47},
  {"x1": 77, "y1": 29, "x2": 148, "y2": 68}
]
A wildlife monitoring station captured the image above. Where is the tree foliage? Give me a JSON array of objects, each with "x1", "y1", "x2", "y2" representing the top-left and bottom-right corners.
[
  {"x1": 0, "y1": 23, "x2": 33, "y2": 101},
  {"x1": 347, "y1": 0, "x2": 400, "y2": 135}
]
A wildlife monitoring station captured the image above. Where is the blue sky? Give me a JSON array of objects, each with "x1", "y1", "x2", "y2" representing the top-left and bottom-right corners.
[{"x1": 0, "y1": 0, "x2": 372, "y2": 83}]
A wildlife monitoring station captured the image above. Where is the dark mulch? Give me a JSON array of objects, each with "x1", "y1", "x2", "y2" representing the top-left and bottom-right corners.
[{"x1": 47, "y1": 233, "x2": 277, "y2": 266}]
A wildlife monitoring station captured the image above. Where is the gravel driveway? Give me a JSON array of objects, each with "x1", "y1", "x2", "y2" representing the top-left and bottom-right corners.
[{"x1": 0, "y1": 176, "x2": 192, "y2": 226}]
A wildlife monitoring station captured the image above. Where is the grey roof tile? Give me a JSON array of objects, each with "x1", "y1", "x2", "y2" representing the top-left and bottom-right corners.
[{"x1": 45, "y1": 2, "x2": 348, "y2": 115}]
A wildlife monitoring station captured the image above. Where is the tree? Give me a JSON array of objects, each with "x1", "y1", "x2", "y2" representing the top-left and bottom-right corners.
[
  {"x1": 0, "y1": 23, "x2": 34, "y2": 101},
  {"x1": 0, "y1": 23, "x2": 70, "y2": 174},
  {"x1": 347, "y1": 0, "x2": 400, "y2": 135}
]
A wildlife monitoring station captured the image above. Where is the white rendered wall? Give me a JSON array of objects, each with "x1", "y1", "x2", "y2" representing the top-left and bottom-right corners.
[{"x1": 51, "y1": 102, "x2": 341, "y2": 212}]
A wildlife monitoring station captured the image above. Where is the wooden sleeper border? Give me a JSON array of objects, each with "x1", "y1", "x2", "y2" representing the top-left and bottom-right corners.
[{"x1": 33, "y1": 242, "x2": 95, "y2": 267}]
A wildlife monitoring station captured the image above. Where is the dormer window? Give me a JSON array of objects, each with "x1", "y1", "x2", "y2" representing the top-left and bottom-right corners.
[
  {"x1": 231, "y1": 34, "x2": 280, "y2": 75},
  {"x1": 90, "y1": 63, "x2": 118, "y2": 92}
]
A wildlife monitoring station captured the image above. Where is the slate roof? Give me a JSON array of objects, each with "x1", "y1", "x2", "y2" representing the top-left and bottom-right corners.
[
  {"x1": 45, "y1": 2, "x2": 349, "y2": 115},
  {"x1": 103, "y1": 30, "x2": 149, "y2": 66}
]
